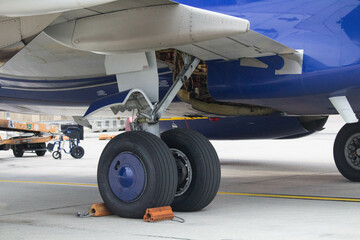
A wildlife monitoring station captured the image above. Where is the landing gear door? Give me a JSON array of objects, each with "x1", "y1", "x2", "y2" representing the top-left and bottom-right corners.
[{"x1": 105, "y1": 52, "x2": 159, "y2": 103}]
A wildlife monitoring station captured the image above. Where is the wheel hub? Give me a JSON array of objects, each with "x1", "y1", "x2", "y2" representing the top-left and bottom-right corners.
[
  {"x1": 74, "y1": 148, "x2": 82, "y2": 157},
  {"x1": 119, "y1": 166, "x2": 134, "y2": 188},
  {"x1": 108, "y1": 152, "x2": 146, "y2": 202},
  {"x1": 345, "y1": 134, "x2": 360, "y2": 170},
  {"x1": 171, "y1": 148, "x2": 192, "y2": 197}
]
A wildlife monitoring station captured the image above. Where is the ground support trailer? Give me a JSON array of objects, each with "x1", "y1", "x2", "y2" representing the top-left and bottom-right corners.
[{"x1": 0, "y1": 119, "x2": 58, "y2": 157}]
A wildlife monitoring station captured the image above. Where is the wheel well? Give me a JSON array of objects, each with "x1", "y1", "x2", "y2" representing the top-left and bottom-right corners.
[{"x1": 156, "y1": 49, "x2": 276, "y2": 116}]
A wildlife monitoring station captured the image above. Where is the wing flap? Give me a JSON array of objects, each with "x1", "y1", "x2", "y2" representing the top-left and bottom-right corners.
[{"x1": 176, "y1": 30, "x2": 296, "y2": 61}]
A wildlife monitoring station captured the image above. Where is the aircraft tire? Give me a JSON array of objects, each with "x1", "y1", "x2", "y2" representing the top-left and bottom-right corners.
[
  {"x1": 70, "y1": 146, "x2": 85, "y2": 159},
  {"x1": 98, "y1": 131, "x2": 177, "y2": 218},
  {"x1": 334, "y1": 122, "x2": 360, "y2": 181},
  {"x1": 161, "y1": 128, "x2": 221, "y2": 212}
]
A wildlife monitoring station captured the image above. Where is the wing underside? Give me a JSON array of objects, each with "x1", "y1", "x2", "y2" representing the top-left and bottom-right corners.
[
  {"x1": 0, "y1": 0, "x2": 296, "y2": 73},
  {"x1": 46, "y1": 0, "x2": 295, "y2": 60}
]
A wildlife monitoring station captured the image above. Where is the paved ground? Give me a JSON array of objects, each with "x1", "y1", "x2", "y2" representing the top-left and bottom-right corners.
[{"x1": 1, "y1": 116, "x2": 360, "y2": 240}]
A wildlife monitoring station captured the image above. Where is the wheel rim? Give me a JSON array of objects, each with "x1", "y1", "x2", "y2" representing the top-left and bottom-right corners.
[
  {"x1": 108, "y1": 152, "x2": 146, "y2": 202},
  {"x1": 171, "y1": 148, "x2": 192, "y2": 197},
  {"x1": 73, "y1": 147, "x2": 83, "y2": 157},
  {"x1": 345, "y1": 133, "x2": 360, "y2": 170}
]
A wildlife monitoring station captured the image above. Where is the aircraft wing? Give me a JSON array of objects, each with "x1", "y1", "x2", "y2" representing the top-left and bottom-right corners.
[
  {"x1": 44, "y1": 0, "x2": 296, "y2": 60},
  {"x1": 0, "y1": 0, "x2": 296, "y2": 72},
  {"x1": 0, "y1": 0, "x2": 176, "y2": 69}
]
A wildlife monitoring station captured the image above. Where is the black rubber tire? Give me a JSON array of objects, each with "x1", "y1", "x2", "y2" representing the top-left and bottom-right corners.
[
  {"x1": 13, "y1": 148, "x2": 24, "y2": 158},
  {"x1": 52, "y1": 151, "x2": 61, "y2": 160},
  {"x1": 36, "y1": 150, "x2": 46, "y2": 156},
  {"x1": 98, "y1": 131, "x2": 177, "y2": 218},
  {"x1": 70, "y1": 146, "x2": 85, "y2": 159},
  {"x1": 35, "y1": 143, "x2": 46, "y2": 156},
  {"x1": 334, "y1": 123, "x2": 360, "y2": 181},
  {"x1": 161, "y1": 128, "x2": 221, "y2": 212}
]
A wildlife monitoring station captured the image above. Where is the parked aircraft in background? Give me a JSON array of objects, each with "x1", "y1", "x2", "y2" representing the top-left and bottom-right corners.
[{"x1": 0, "y1": 0, "x2": 360, "y2": 218}]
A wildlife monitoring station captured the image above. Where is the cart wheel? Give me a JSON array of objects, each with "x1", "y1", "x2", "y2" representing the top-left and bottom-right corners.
[
  {"x1": 52, "y1": 151, "x2": 61, "y2": 160},
  {"x1": 13, "y1": 148, "x2": 24, "y2": 158},
  {"x1": 36, "y1": 143, "x2": 46, "y2": 156},
  {"x1": 71, "y1": 146, "x2": 85, "y2": 159},
  {"x1": 36, "y1": 150, "x2": 46, "y2": 156}
]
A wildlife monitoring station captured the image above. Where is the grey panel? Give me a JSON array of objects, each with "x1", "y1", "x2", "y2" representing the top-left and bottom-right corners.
[
  {"x1": 0, "y1": 42, "x2": 25, "y2": 68},
  {"x1": 0, "y1": 18, "x2": 21, "y2": 49},
  {"x1": 0, "y1": 33, "x2": 106, "y2": 78},
  {"x1": 175, "y1": 30, "x2": 296, "y2": 61},
  {"x1": 195, "y1": 37, "x2": 259, "y2": 60},
  {"x1": 0, "y1": 14, "x2": 60, "y2": 68},
  {"x1": 62, "y1": 8, "x2": 99, "y2": 20},
  {"x1": 50, "y1": 16, "x2": 68, "y2": 25},
  {"x1": 50, "y1": 9, "x2": 101, "y2": 26},
  {"x1": 48, "y1": 0, "x2": 176, "y2": 25},
  {"x1": 176, "y1": 45, "x2": 224, "y2": 61},
  {"x1": 0, "y1": 17, "x2": 16, "y2": 22},
  {"x1": 230, "y1": 31, "x2": 294, "y2": 55},
  {"x1": 87, "y1": 0, "x2": 176, "y2": 13}
]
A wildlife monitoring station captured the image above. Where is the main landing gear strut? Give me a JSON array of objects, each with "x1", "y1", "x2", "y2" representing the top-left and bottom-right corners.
[{"x1": 97, "y1": 54, "x2": 221, "y2": 218}]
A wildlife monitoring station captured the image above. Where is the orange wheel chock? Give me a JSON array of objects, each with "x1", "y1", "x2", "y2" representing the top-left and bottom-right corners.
[
  {"x1": 143, "y1": 206, "x2": 174, "y2": 222},
  {"x1": 99, "y1": 135, "x2": 116, "y2": 140},
  {"x1": 90, "y1": 203, "x2": 113, "y2": 217}
]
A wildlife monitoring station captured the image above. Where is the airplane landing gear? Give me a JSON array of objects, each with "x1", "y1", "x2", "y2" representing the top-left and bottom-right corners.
[
  {"x1": 93, "y1": 53, "x2": 220, "y2": 218},
  {"x1": 334, "y1": 123, "x2": 360, "y2": 181}
]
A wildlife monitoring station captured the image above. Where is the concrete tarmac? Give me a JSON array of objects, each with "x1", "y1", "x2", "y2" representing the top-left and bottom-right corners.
[{"x1": 1, "y1": 116, "x2": 360, "y2": 240}]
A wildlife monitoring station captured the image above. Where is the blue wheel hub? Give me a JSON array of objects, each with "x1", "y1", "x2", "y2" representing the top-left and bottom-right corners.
[
  {"x1": 119, "y1": 167, "x2": 134, "y2": 188},
  {"x1": 108, "y1": 152, "x2": 146, "y2": 202}
]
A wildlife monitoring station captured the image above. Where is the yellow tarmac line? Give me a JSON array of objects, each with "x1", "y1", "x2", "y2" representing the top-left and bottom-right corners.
[
  {"x1": 0, "y1": 180, "x2": 97, "y2": 187},
  {"x1": 1, "y1": 180, "x2": 360, "y2": 202},
  {"x1": 218, "y1": 192, "x2": 360, "y2": 202}
]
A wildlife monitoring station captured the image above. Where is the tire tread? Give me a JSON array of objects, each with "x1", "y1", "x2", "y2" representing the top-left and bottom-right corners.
[{"x1": 162, "y1": 128, "x2": 220, "y2": 212}]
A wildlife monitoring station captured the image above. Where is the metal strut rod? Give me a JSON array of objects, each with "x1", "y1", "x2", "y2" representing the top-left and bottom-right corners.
[{"x1": 149, "y1": 54, "x2": 200, "y2": 122}]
